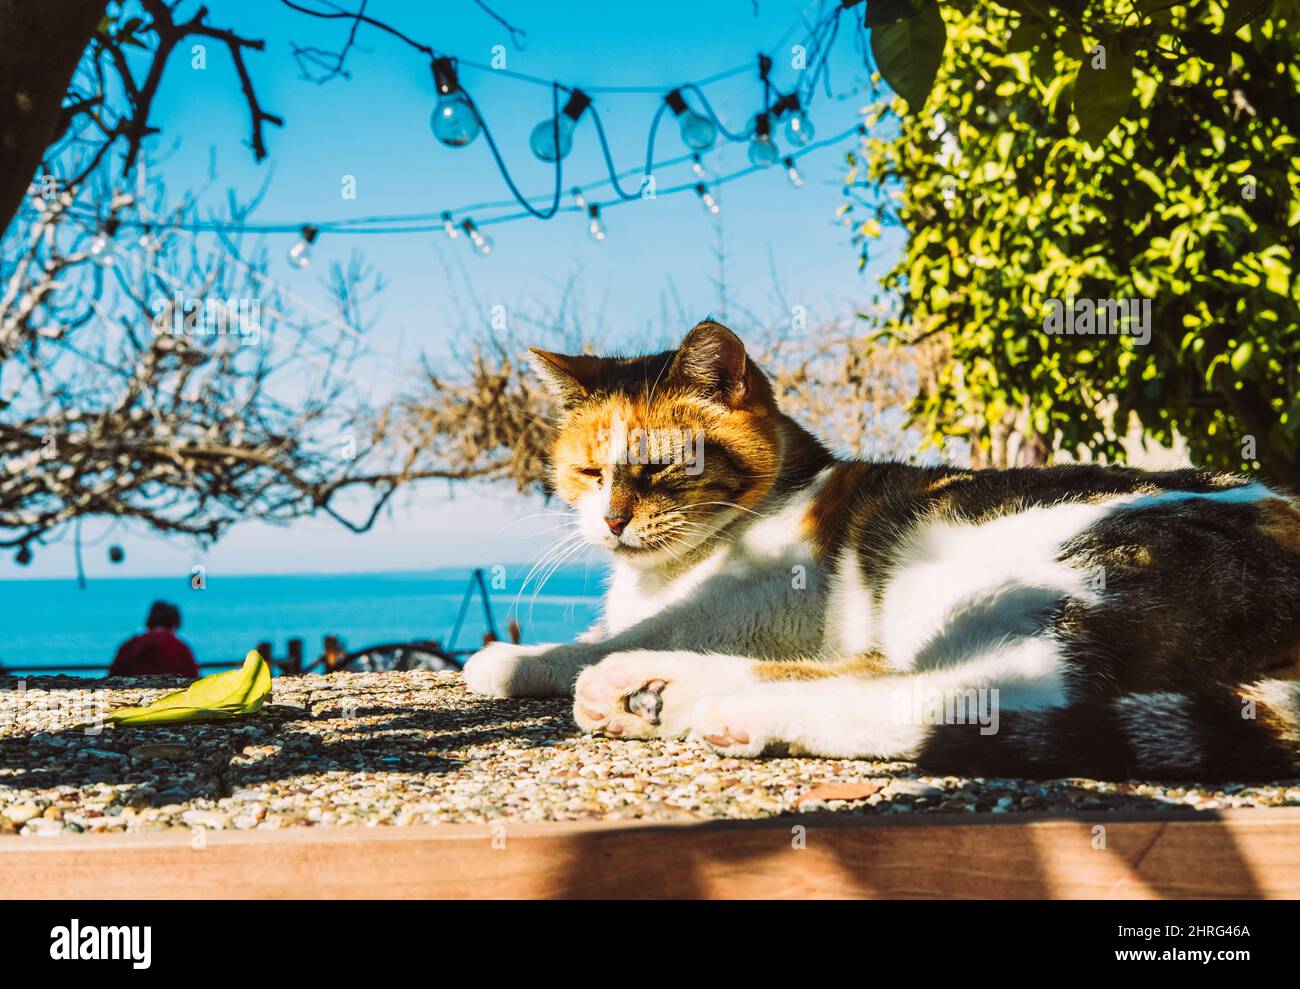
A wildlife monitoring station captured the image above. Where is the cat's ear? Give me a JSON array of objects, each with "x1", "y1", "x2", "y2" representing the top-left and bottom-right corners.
[
  {"x1": 529, "y1": 348, "x2": 604, "y2": 406},
  {"x1": 667, "y1": 321, "x2": 750, "y2": 406}
]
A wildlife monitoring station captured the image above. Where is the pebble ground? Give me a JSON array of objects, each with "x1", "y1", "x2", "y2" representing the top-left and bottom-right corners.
[{"x1": 3, "y1": 670, "x2": 1299, "y2": 835}]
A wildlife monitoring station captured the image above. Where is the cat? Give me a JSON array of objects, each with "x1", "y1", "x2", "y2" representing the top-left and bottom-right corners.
[{"x1": 463, "y1": 320, "x2": 1300, "y2": 781}]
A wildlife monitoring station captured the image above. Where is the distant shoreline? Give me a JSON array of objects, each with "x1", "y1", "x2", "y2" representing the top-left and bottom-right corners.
[{"x1": 0, "y1": 562, "x2": 611, "y2": 584}]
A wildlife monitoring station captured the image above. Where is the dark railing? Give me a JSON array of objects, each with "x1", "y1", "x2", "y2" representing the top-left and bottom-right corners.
[{"x1": 0, "y1": 568, "x2": 508, "y2": 677}]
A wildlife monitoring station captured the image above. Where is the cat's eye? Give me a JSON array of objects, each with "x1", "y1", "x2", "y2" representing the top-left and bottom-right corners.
[
  {"x1": 642, "y1": 462, "x2": 672, "y2": 476},
  {"x1": 576, "y1": 466, "x2": 602, "y2": 478}
]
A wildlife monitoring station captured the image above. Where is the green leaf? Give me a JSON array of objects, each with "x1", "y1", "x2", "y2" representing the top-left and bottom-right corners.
[
  {"x1": 865, "y1": 0, "x2": 918, "y2": 29},
  {"x1": 1183, "y1": 28, "x2": 1232, "y2": 65},
  {"x1": 871, "y1": 0, "x2": 948, "y2": 112},
  {"x1": 1072, "y1": 41, "x2": 1134, "y2": 146},
  {"x1": 1005, "y1": 19, "x2": 1045, "y2": 52},
  {"x1": 108, "y1": 651, "x2": 272, "y2": 727}
]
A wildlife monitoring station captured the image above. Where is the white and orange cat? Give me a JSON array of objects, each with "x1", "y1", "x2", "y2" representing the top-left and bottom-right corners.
[{"x1": 464, "y1": 321, "x2": 1300, "y2": 781}]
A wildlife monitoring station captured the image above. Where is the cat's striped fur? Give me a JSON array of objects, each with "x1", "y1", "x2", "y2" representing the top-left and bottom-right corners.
[{"x1": 463, "y1": 322, "x2": 1300, "y2": 781}]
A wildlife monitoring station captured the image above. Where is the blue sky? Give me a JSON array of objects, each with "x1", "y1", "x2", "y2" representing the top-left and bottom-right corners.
[{"x1": 9, "y1": 0, "x2": 904, "y2": 580}]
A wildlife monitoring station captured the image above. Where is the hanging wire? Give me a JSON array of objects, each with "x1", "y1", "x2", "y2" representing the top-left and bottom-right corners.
[
  {"x1": 459, "y1": 82, "x2": 565, "y2": 220},
  {"x1": 51, "y1": 3, "x2": 869, "y2": 243},
  {"x1": 280, "y1": 0, "x2": 855, "y2": 218},
  {"x1": 56, "y1": 121, "x2": 863, "y2": 242}
]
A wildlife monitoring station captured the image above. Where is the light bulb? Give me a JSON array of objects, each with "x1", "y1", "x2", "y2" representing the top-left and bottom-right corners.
[
  {"x1": 784, "y1": 109, "x2": 814, "y2": 147},
  {"x1": 690, "y1": 154, "x2": 706, "y2": 179},
  {"x1": 460, "y1": 219, "x2": 493, "y2": 256},
  {"x1": 664, "y1": 89, "x2": 716, "y2": 152},
  {"x1": 530, "y1": 89, "x2": 591, "y2": 162},
  {"x1": 288, "y1": 225, "x2": 319, "y2": 269},
  {"x1": 587, "y1": 204, "x2": 606, "y2": 242},
  {"x1": 571, "y1": 187, "x2": 587, "y2": 209},
  {"x1": 679, "y1": 111, "x2": 716, "y2": 151},
  {"x1": 441, "y1": 211, "x2": 458, "y2": 238},
  {"x1": 694, "y1": 183, "x2": 719, "y2": 215},
  {"x1": 747, "y1": 113, "x2": 779, "y2": 168},
  {"x1": 88, "y1": 232, "x2": 115, "y2": 267},
  {"x1": 87, "y1": 219, "x2": 119, "y2": 266},
  {"x1": 432, "y1": 93, "x2": 480, "y2": 147},
  {"x1": 430, "y1": 58, "x2": 481, "y2": 147},
  {"x1": 784, "y1": 157, "x2": 803, "y2": 188},
  {"x1": 530, "y1": 117, "x2": 573, "y2": 162},
  {"x1": 137, "y1": 227, "x2": 162, "y2": 253}
]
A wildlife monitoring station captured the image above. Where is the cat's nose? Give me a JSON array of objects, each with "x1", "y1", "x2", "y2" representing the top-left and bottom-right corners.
[{"x1": 605, "y1": 512, "x2": 632, "y2": 536}]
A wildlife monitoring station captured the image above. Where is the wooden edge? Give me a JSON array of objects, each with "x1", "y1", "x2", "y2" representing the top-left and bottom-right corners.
[{"x1": 5, "y1": 808, "x2": 1300, "y2": 899}]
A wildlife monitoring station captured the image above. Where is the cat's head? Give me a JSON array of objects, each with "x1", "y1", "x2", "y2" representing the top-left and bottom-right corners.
[{"x1": 532, "y1": 321, "x2": 782, "y2": 565}]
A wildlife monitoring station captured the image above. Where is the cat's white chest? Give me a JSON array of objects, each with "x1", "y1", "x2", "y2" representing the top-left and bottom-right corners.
[
  {"x1": 603, "y1": 558, "x2": 720, "y2": 634},
  {"x1": 601, "y1": 487, "x2": 823, "y2": 647}
]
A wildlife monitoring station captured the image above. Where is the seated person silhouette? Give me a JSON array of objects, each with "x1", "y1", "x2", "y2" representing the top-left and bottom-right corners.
[{"x1": 108, "y1": 601, "x2": 200, "y2": 679}]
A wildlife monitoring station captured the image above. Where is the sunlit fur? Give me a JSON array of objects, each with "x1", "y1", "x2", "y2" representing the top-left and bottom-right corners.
[{"x1": 461, "y1": 321, "x2": 1300, "y2": 781}]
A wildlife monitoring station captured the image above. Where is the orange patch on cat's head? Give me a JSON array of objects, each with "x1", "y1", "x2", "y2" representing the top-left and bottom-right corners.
[{"x1": 532, "y1": 323, "x2": 783, "y2": 558}]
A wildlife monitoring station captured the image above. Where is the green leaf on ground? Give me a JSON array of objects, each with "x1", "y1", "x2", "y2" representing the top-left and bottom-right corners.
[{"x1": 108, "y1": 651, "x2": 272, "y2": 727}]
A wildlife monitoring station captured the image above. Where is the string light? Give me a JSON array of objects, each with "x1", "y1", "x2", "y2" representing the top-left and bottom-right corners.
[
  {"x1": 430, "y1": 57, "x2": 481, "y2": 148},
  {"x1": 779, "y1": 94, "x2": 815, "y2": 147},
  {"x1": 783, "y1": 156, "x2": 804, "y2": 189},
  {"x1": 136, "y1": 225, "x2": 161, "y2": 253},
  {"x1": 587, "y1": 204, "x2": 606, "y2": 241},
  {"x1": 746, "y1": 52, "x2": 780, "y2": 169},
  {"x1": 47, "y1": 4, "x2": 870, "y2": 259},
  {"x1": 104, "y1": 5, "x2": 856, "y2": 241},
  {"x1": 747, "y1": 113, "x2": 779, "y2": 168},
  {"x1": 460, "y1": 218, "x2": 493, "y2": 255},
  {"x1": 287, "y1": 224, "x2": 319, "y2": 268},
  {"x1": 53, "y1": 124, "x2": 860, "y2": 261},
  {"x1": 694, "y1": 182, "x2": 720, "y2": 215},
  {"x1": 663, "y1": 88, "x2": 717, "y2": 152},
  {"x1": 530, "y1": 89, "x2": 591, "y2": 162},
  {"x1": 88, "y1": 218, "x2": 119, "y2": 266}
]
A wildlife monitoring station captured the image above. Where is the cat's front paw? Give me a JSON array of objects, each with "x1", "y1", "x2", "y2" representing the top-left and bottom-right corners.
[
  {"x1": 462, "y1": 641, "x2": 574, "y2": 697},
  {"x1": 572, "y1": 650, "x2": 754, "y2": 740}
]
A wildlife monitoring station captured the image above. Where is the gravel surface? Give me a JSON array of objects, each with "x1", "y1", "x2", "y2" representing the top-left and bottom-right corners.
[{"x1": 3, "y1": 670, "x2": 1300, "y2": 835}]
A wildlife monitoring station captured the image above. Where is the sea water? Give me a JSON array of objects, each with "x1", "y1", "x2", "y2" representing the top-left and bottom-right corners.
[{"x1": 0, "y1": 565, "x2": 604, "y2": 675}]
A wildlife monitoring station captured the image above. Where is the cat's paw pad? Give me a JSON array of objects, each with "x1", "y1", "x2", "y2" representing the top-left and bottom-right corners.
[
  {"x1": 573, "y1": 657, "x2": 667, "y2": 739},
  {"x1": 689, "y1": 696, "x2": 773, "y2": 758},
  {"x1": 572, "y1": 650, "x2": 753, "y2": 740},
  {"x1": 463, "y1": 641, "x2": 561, "y2": 698}
]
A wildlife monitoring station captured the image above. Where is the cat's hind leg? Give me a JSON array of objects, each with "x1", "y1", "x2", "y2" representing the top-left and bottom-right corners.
[{"x1": 575, "y1": 639, "x2": 1066, "y2": 759}]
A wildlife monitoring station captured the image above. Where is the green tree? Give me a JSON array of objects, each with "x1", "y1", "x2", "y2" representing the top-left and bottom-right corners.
[{"x1": 847, "y1": 1, "x2": 1300, "y2": 486}]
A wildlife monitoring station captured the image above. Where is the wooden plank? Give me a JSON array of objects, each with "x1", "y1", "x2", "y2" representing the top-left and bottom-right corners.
[{"x1": 4, "y1": 809, "x2": 1300, "y2": 899}]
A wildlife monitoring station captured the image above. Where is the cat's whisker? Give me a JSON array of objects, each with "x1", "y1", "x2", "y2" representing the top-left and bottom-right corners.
[
  {"x1": 527, "y1": 535, "x2": 590, "y2": 623},
  {"x1": 495, "y1": 511, "x2": 577, "y2": 535},
  {"x1": 512, "y1": 530, "x2": 587, "y2": 618},
  {"x1": 514, "y1": 520, "x2": 582, "y2": 542},
  {"x1": 687, "y1": 500, "x2": 771, "y2": 520}
]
